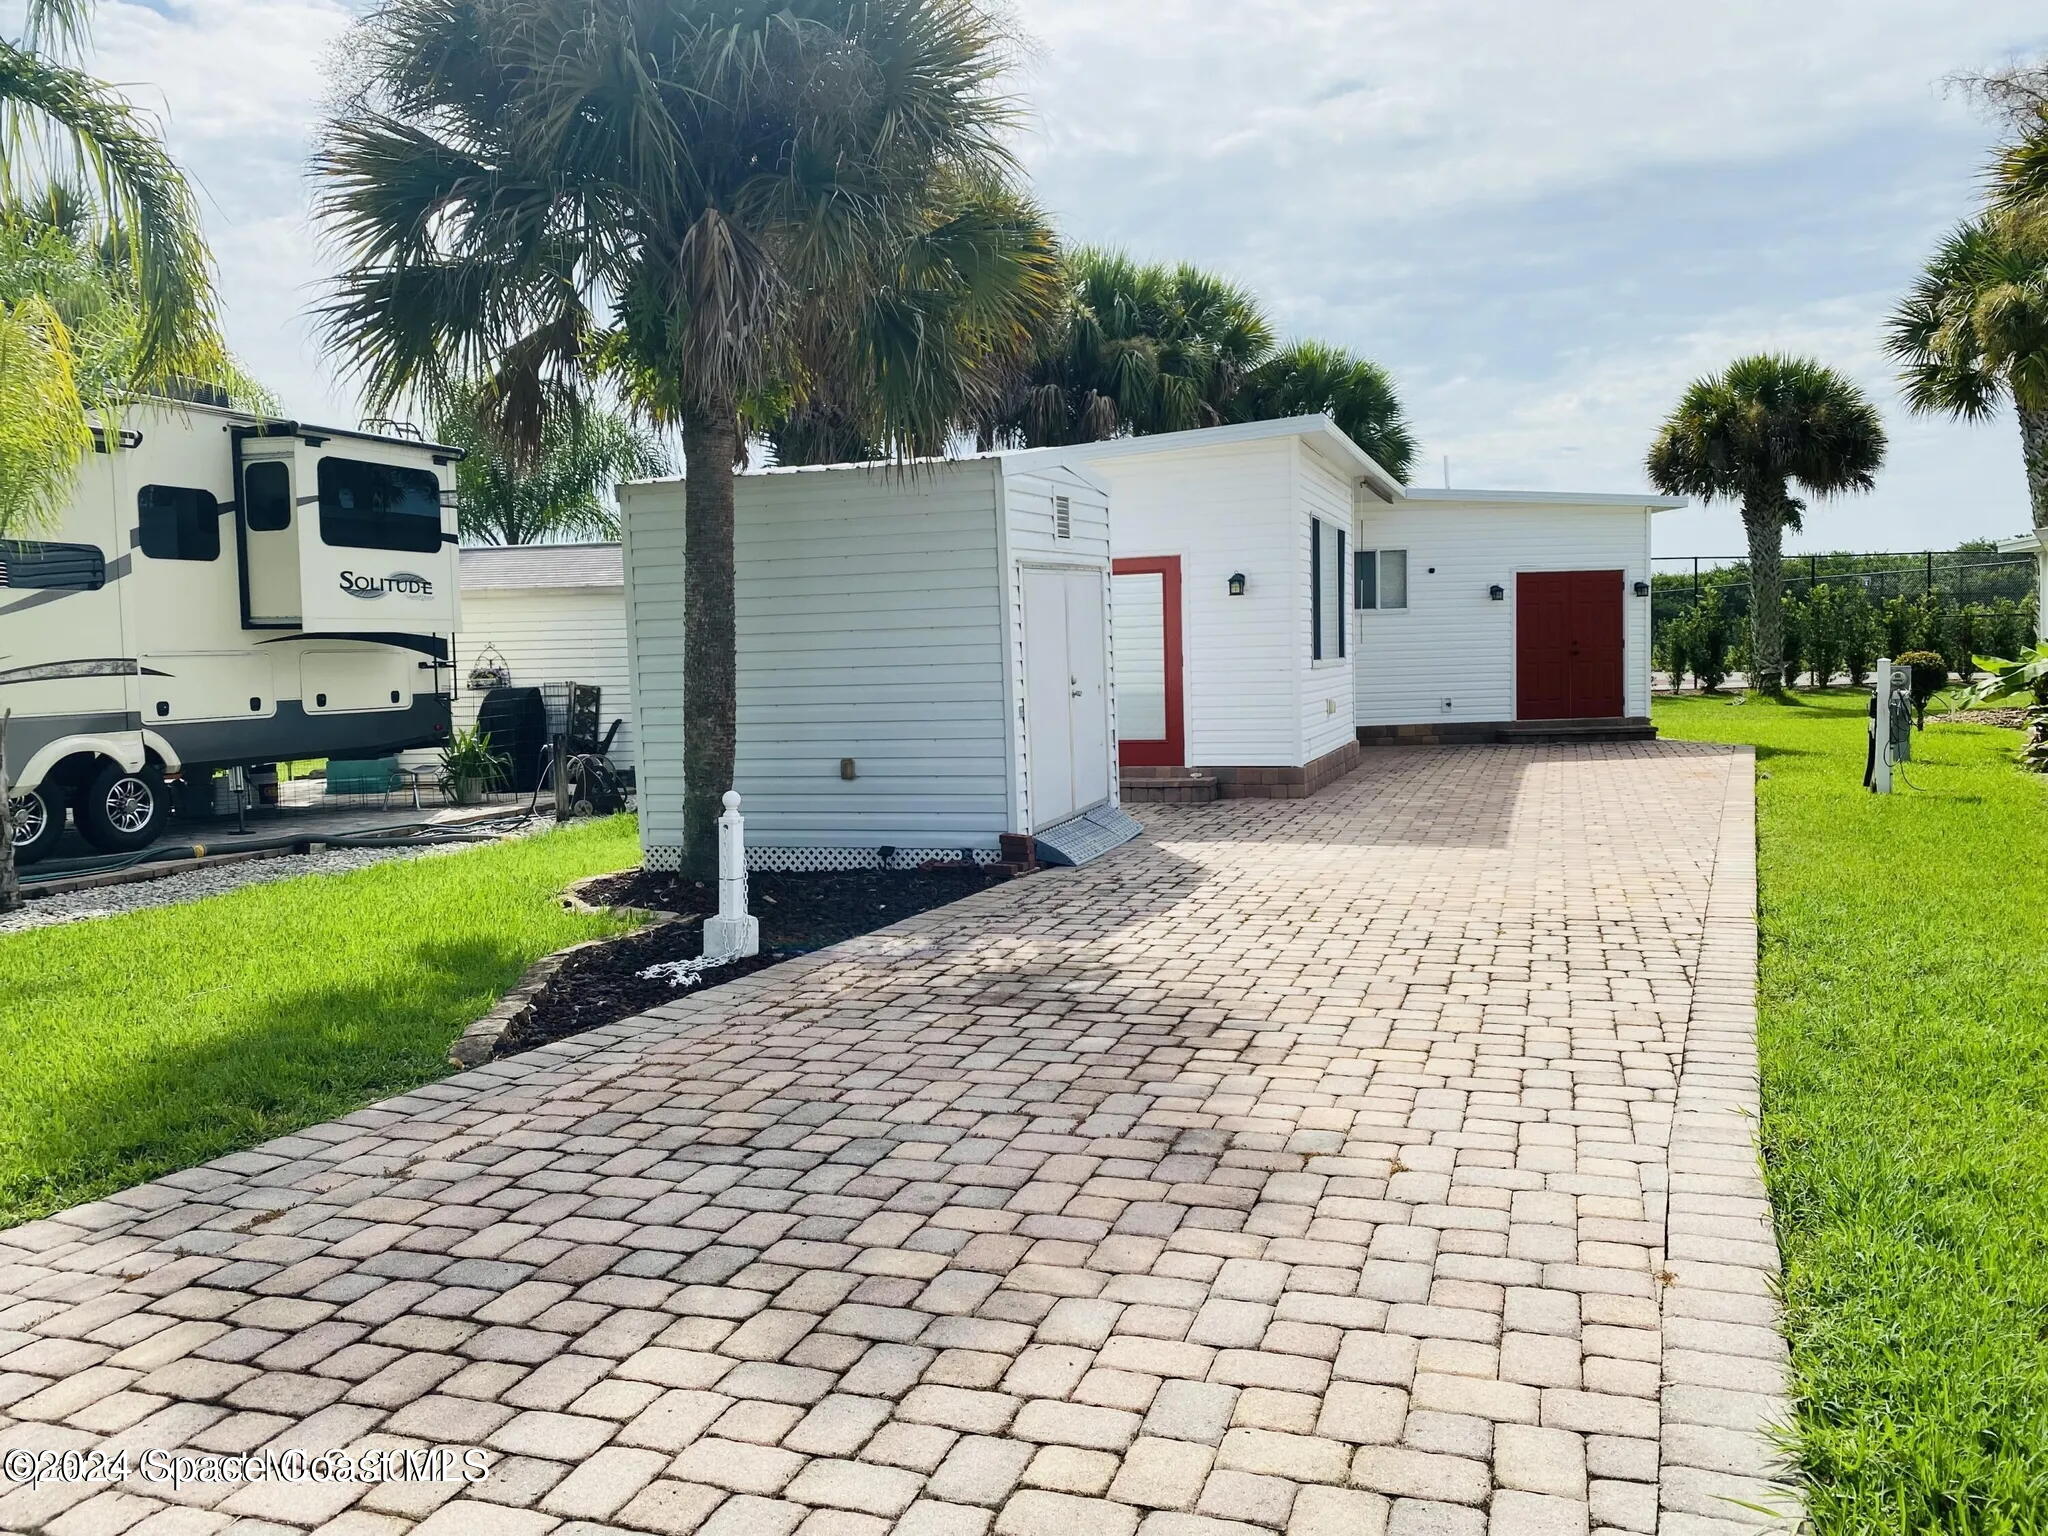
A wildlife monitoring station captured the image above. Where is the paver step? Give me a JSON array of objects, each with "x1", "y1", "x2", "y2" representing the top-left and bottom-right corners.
[
  {"x1": 1494, "y1": 717, "x2": 1658, "y2": 744},
  {"x1": 1120, "y1": 772, "x2": 1219, "y2": 804}
]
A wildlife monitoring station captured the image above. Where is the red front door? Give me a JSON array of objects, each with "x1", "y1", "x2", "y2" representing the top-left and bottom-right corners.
[
  {"x1": 1111, "y1": 556, "x2": 1185, "y2": 767},
  {"x1": 1516, "y1": 570, "x2": 1624, "y2": 720}
]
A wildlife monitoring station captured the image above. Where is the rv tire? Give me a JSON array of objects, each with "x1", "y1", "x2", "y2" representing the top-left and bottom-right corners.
[
  {"x1": 75, "y1": 762, "x2": 167, "y2": 853},
  {"x1": 9, "y1": 788, "x2": 63, "y2": 865}
]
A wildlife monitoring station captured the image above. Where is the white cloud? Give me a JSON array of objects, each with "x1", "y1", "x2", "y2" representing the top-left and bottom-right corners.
[{"x1": 46, "y1": 0, "x2": 2048, "y2": 555}]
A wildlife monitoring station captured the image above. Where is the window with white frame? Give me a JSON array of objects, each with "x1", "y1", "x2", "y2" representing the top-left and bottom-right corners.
[
  {"x1": 1355, "y1": 548, "x2": 1408, "y2": 610},
  {"x1": 1311, "y1": 518, "x2": 1347, "y2": 660}
]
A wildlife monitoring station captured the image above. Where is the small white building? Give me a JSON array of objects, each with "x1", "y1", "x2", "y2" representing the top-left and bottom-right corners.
[
  {"x1": 1007, "y1": 416, "x2": 1680, "y2": 788},
  {"x1": 619, "y1": 457, "x2": 1116, "y2": 870},
  {"x1": 1002, "y1": 416, "x2": 1399, "y2": 798},
  {"x1": 455, "y1": 543, "x2": 636, "y2": 766},
  {"x1": 1354, "y1": 488, "x2": 1680, "y2": 742}
]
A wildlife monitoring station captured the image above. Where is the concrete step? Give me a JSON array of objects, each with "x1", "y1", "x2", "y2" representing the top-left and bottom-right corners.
[
  {"x1": 1494, "y1": 718, "x2": 1657, "y2": 744},
  {"x1": 1121, "y1": 772, "x2": 1219, "y2": 805}
]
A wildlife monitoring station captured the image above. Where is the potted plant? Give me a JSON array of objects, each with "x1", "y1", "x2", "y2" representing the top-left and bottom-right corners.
[{"x1": 440, "y1": 726, "x2": 507, "y2": 806}]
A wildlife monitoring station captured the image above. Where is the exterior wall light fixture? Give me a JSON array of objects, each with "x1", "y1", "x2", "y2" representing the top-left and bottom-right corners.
[
  {"x1": 1488, "y1": 584, "x2": 1505, "y2": 601},
  {"x1": 1228, "y1": 572, "x2": 1247, "y2": 596},
  {"x1": 1632, "y1": 580, "x2": 1651, "y2": 597}
]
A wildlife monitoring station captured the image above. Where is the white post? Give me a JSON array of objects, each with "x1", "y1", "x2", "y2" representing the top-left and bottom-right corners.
[
  {"x1": 1872, "y1": 657, "x2": 1893, "y2": 795},
  {"x1": 702, "y1": 789, "x2": 760, "y2": 958}
]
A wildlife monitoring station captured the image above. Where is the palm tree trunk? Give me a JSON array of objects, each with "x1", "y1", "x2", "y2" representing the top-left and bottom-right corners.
[
  {"x1": 1742, "y1": 502, "x2": 1786, "y2": 695},
  {"x1": 681, "y1": 406, "x2": 741, "y2": 882},
  {"x1": 2020, "y1": 403, "x2": 2048, "y2": 533}
]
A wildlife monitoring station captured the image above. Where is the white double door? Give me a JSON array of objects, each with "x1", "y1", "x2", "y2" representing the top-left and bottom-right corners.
[{"x1": 1022, "y1": 565, "x2": 1110, "y2": 830}]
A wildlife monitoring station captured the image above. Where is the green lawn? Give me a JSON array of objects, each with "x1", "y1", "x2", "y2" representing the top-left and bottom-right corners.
[
  {"x1": 0, "y1": 816, "x2": 641, "y2": 1227},
  {"x1": 1657, "y1": 690, "x2": 2048, "y2": 1532}
]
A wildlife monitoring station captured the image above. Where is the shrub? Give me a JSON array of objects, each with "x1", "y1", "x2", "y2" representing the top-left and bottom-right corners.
[{"x1": 1894, "y1": 650, "x2": 1948, "y2": 728}]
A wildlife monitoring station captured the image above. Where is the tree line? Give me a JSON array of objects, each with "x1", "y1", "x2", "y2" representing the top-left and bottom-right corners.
[{"x1": 1643, "y1": 64, "x2": 2048, "y2": 698}]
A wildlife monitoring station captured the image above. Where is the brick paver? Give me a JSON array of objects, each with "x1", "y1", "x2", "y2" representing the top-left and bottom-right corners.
[{"x1": 0, "y1": 744, "x2": 1794, "y2": 1534}]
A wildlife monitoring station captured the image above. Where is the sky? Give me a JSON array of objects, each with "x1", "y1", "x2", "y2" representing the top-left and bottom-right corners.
[{"x1": 63, "y1": 0, "x2": 2048, "y2": 561}]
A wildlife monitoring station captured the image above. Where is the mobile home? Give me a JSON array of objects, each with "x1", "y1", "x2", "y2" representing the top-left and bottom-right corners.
[
  {"x1": 1008, "y1": 416, "x2": 1679, "y2": 790},
  {"x1": 0, "y1": 399, "x2": 462, "y2": 861},
  {"x1": 621, "y1": 457, "x2": 1116, "y2": 869}
]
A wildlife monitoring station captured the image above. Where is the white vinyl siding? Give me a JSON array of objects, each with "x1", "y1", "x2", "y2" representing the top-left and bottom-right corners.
[
  {"x1": 1296, "y1": 445, "x2": 1357, "y2": 760},
  {"x1": 453, "y1": 588, "x2": 634, "y2": 766},
  {"x1": 622, "y1": 457, "x2": 1112, "y2": 862},
  {"x1": 1352, "y1": 498, "x2": 1655, "y2": 727}
]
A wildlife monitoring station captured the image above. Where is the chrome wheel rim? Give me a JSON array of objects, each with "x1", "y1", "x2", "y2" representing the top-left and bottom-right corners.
[
  {"x1": 10, "y1": 791, "x2": 47, "y2": 846},
  {"x1": 105, "y1": 777, "x2": 155, "y2": 833}
]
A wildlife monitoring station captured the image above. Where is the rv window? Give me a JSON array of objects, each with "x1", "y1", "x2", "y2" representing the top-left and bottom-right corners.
[
  {"x1": 138, "y1": 485, "x2": 221, "y2": 561},
  {"x1": 318, "y1": 458, "x2": 443, "y2": 553},
  {"x1": 245, "y1": 461, "x2": 292, "y2": 531},
  {"x1": 0, "y1": 540, "x2": 105, "y2": 591}
]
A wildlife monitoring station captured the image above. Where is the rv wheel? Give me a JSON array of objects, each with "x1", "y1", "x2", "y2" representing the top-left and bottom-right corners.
[
  {"x1": 74, "y1": 762, "x2": 167, "y2": 853},
  {"x1": 9, "y1": 789, "x2": 63, "y2": 865}
]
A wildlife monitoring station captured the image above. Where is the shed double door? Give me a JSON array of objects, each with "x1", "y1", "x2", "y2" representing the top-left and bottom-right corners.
[
  {"x1": 1023, "y1": 565, "x2": 1110, "y2": 830},
  {"x1": 1516, "y1": 570, "x2": 1624, "y2": 720}
]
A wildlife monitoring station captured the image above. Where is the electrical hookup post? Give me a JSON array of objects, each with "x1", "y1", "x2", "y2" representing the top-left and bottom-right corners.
[
  {"x1": 703, "y1": 790, "x2": 760, "y2": 958},
  {"x1": 1866, "y1": 657, "x2": 1914, "y2": 793}
]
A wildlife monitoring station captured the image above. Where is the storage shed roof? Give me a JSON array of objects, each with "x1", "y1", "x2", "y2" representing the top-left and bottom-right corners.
[{"x1": 459, "y1": 542, "x2": 623, "y2": 590}]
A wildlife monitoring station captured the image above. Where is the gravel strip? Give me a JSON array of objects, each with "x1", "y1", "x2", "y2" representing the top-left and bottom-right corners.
[{"x1": 2, "y1": 819, "x2": 552, "y2": 934}]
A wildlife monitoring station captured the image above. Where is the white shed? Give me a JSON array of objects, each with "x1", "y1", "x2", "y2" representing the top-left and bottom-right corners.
[
  {"x1": 1353, "y1": 489, "x2": 1681, "y2": 743},
  {"x1": 454, "y1": 543, "x2": 636, "y2": 766},
  {"x1": 1003, "y1": 416, "x2": 1402, "y2": 798},
  {"x1": 619, "y1": 457, "x2": 1117, "y2": 870}
]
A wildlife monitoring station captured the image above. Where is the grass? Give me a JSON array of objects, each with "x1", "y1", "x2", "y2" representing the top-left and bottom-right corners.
[
  {"x1": 1657, "y1": 689, "x2": 2048, "y2": 1532},
  {"x1": 0, "y1": 815, "x2": 642, "y2": 1228}
]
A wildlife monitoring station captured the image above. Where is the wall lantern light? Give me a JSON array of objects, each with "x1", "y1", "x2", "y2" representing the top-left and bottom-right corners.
[
  {"x1": 1227, "y1": 572, "x2": 1247, "y2": 596},
  {"x1": 1488, "y1": 584, "x2": 1505, "y2": 601},
  {"x1": 1632, "y1": 580, "x2": 1651, "y2": 597}
]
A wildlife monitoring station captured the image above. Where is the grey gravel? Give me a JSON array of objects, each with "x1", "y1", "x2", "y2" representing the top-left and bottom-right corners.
[{"x1": 1, "y1": 818, "x2": 555, "y2": 933}]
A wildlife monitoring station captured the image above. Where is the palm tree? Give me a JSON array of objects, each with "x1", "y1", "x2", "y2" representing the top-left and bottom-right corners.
[
  {"x1": 1, "y1": 0, "x2": 216, "y2": 376},
  {"x1": 990, "y1": 249, "x2": 1273, "y2": 446},
  {"x1": 1233, "y1": 339, "x2": 1417, "y2": 481},
  {"x1": 0, "y1": 2, "x2": 220, "y2": 912},
  {"x1": 766, "y1": 176, "x2": 1061, "y2": 466},
  {"x1": 1646, "y1": 356, "x2": 1886, "y2": 695},
  {"x1": 439, "y1": 392, "x2": 670, "y2": 546},
  {"x1": 1885, "y1": 218, "x2": 2048, "y2": 535},
  {"x1": 316, "y1": 0, "x2": 1043, "y2": 876}
]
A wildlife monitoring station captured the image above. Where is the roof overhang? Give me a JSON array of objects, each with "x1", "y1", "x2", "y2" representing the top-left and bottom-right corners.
[
  {"x1": 993, "y1": 414, "x2": 1407, "y2": 503},
  {"x1": 1998, "y1": 530, "x2": 2043, "y2": 554},
  {"x1": 1399, "y1": 487, "x2": 1686, "y2": 513}
]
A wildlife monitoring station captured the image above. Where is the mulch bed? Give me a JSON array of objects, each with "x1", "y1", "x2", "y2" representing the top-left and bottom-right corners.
[
  {"x1": 1930, "y1": 707, "x2": 2031, "y2": 729},
  {"x1": 499, "y1": 866, "x2": 1016, "y2": 1054}
]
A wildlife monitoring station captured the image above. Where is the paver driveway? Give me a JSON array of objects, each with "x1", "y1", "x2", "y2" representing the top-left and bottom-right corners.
[{"x1": 0, "y1": 744, "x2": 1787, "y2": 1536}]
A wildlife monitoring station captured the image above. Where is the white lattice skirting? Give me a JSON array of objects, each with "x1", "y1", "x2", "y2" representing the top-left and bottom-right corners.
[{"x1": 643, "y1": 844, "x2": 1004, "y2": 873}]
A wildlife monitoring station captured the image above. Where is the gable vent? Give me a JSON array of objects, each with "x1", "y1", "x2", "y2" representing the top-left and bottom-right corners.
[{"x1": 1053, "y1": 495, "x2": 1072, "y2": 540}]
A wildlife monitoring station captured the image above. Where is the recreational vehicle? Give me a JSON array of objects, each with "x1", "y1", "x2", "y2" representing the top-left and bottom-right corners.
[{"x1": 0, "y1": 399, "x2": 463, "y2": 863}]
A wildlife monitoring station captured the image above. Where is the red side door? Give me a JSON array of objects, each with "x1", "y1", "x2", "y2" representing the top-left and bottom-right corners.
[
  {"x1": 1516, "y1": 570, "x2": 1624, "y2": 720},
  {"x1": 1111, "y1": 556, "x2": 1185, "y2": 767}
]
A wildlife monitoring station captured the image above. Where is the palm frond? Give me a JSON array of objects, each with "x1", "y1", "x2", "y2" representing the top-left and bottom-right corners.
[
  {"x1": 0, "y1": 40, "x2": 217, "y2": 380},
  {"x1": 1235, "y1": 338, "x2": 1416, "y2": 481},
  {"x1": 1646, "y1": 353, "x2": 1885, "y2": 511}
]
